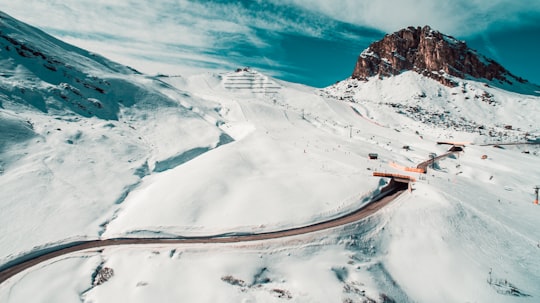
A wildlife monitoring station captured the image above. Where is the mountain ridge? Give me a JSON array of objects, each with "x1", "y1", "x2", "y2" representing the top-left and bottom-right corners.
[
  {"x1": 351, "y1": 25, "x2": 537, "y2": 93},
  {"x1": 0, "y1": 10, "x2": 175, "y2": 120}
]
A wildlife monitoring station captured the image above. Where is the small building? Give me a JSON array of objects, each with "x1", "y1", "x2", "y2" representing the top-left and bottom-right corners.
[
  {"x1": 368, "y1": 153, "x2": 378, "y2": 160},
  {"x1": 504, "y1": 125, "x2": 513, "y2": 130}
]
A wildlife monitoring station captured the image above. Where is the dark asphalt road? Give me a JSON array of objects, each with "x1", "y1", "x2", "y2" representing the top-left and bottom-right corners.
[{"x1": 0, "y1": 180, "x2": 408, "y2": 284}]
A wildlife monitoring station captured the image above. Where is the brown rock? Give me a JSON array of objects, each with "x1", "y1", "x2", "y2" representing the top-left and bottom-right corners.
[{"x1": 352, "y1": 26, "x2": 527, "y2": 87}]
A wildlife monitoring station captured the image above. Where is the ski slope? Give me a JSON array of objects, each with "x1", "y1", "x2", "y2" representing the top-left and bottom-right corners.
[
  {"x1": 1, "y1": 10, "x2": 540, "y2": 303},
  {"x1": 0, "y1": 11, "x2": 227, "y2": 264}
]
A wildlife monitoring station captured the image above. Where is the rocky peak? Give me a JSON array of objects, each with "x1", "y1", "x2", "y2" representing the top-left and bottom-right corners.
[{"x1": 352, "y1": 26, "x2": 527, "y2": 87}]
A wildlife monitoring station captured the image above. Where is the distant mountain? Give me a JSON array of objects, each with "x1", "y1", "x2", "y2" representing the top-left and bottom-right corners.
[
  {"x1": 351, "y1": 26, "x2": 539, "y2": 94},
  {"x1": 324, "y1": 27, "x2": 540, "y2": 142}
]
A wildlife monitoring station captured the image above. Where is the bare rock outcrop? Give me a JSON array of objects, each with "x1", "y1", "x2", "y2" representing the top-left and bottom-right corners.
[{"x1": 352, "y1": 26, "x2": 527, "y2": 87}]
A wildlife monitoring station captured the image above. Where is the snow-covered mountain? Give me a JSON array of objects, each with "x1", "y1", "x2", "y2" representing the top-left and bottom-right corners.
[
  {"x1": 1, "y1": 13, "x2": 539, "y2": 303},
  {"x1": 351, "y1": 25, "x2": 540, "y2": 96},
  {"x1": 329, "y1": 25, "x2": 539, "y2": 144},
  {"x1": 324, "y1": 72, "x2": 539, "y2": 143},
  {"x1": 0, "y1": 10, "x2": 228, "y2": 263}
]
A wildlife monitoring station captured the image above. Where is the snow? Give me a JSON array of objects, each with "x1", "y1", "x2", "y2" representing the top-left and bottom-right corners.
[
  {"x1": 1, "y1": 11, "x2": 540, "y2": 303},
  {"x1": 0, "y1": 12, "x2": 226, "y2": 263},
  {"x1": 383, "y1": 148, "x2": 540, "y2": 301},
  {"x1": 0, "y1": 253, "x2": 101, "y2": 303},
  {"x1": 442, "y1": 34, "x2": 460, "y2": 45},
  {"x1": 1, "y1": 239, "x2": 391, "y2": 303},
  {"x1": 101, "y1": 72, "x2": 396, "y2": 237},
  {"x1": 85, "y1": 245, "x2": 353, "y2": 303},
  {"x1": 324, "y1": 72, "x2": 539, "y2": 142},
  {"x1": 360, "y1": 48, "x2": 378, "y2": 59}
]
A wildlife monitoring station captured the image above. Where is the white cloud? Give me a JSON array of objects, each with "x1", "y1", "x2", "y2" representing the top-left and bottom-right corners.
[
  {"x1": 270, "y1": 0, "x2": 540, "y2": 36},
  {"x1": 1, "y1": 0, "x2": 537, "y2": 82},
  {"x1": 0, "y1": 0, "x2": 333, "y2": 75},
  {"x1": 0, "y1": 1, "x2": 244, "y2": 73}
]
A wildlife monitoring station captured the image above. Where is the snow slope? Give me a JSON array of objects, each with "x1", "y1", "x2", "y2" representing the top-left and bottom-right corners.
[
  {"x1": 103, "y1": 70, "x2": 393, "y2": 237},
  {"x1": 3, "y1": 66, "x2": 538, "y2": 303},
  {"x1": 1, "y1": 11, "x2": 540, "y2": 303},
  {"x1": 323, "y1": 72, "x2": 539, "y2": 143},
  {"x1": 0, "y1": 11, "x2": 227, "y2": 263}
]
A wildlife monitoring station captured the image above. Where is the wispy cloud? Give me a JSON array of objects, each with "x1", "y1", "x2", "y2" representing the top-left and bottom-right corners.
[
  {"x1": 269, "y1": 0, "x2": 540, "y2": 37},
  {"x1": 1, "y1": 0, "x2": 537, "y2": 86},
  {"x1": 0, "y1": 0, "x2": 350, "y2": 76}
]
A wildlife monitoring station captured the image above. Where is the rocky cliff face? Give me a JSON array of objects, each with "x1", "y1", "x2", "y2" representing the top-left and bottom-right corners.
[{"x1": 352, "y1": 26, "x2": 527, "y2": 87}]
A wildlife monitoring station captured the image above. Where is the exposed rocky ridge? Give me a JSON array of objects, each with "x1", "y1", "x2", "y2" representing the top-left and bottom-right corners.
[{"x1": 352, "y1": 26, "x2": 528, "y2": 87}]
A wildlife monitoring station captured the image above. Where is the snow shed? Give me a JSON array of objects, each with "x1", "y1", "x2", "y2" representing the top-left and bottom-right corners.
[{"x1": 448, "y1": 145, "x2": 463, "y2": 152}]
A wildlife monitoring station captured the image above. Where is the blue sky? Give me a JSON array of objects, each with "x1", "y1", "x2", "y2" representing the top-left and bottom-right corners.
[{"x1": 1, "y1": 0, "x2": 539, "y2": 87}]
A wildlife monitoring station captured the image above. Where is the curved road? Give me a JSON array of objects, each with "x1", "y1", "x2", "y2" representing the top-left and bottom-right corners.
[
  {"x1": 0, "y1": 180, "x2": 408, "y2": 284},
  {"x1": 1, "y1": 146, "x2": 464, "y2": 284}
]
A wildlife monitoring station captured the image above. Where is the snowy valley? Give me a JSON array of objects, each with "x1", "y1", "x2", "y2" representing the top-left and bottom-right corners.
[{"x1": 1, "y1": 11, "x2": 540, "y2": 303}]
